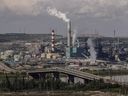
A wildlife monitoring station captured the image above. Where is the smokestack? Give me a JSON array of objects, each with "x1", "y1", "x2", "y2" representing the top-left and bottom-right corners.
[
  {"x1": 51, "y1": 30, "x2": 55, "y2": 52},
  {"x1": 72, "y1": 30, "x2": 77, "y2": 47},
  {"x1": 67, "y1": 20, "x2": 72, "y2": 47}
]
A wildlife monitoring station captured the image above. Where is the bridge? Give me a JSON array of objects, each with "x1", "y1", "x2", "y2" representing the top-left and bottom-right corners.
[{"x1": 28, "y1": 67, "x2": 114, "y2": 84}]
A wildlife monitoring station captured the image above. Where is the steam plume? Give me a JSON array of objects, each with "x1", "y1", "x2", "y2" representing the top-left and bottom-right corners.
[
  {"x1": 87, "y1": 38, "x2": 96, "y2": 64},
  {"x1": 47, "y1": 7, "x2": 69, "y2": 22}
]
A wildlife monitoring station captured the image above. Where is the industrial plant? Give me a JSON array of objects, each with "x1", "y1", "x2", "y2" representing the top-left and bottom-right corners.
[
  {"x1": 0, "y1": 5, "x2": 128, "y2": 96},
  {"x1": 0, "y1": 17, "x2": 128, "y2": 73}
]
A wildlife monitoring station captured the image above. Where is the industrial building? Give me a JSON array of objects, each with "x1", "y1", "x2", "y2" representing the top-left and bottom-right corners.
[{"x1": 66, "y1": 20, "x2": 87, "y2": 59}]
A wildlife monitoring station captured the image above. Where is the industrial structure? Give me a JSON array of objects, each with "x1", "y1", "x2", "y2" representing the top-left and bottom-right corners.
[
  {"x1": 51, "y1": 30, "x2": 55, "y2": 52},
  {"x1": 28, "y1": 67, "x2": 123, "y2": 85},
  {"x1": 66, "y1": 20, "x2": 87, "y2": 59}
]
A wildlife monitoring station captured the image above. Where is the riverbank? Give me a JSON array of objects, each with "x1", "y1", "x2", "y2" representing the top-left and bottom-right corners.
[{"x1": 0, "y1": 91, "x2": 120, "y2": 96}]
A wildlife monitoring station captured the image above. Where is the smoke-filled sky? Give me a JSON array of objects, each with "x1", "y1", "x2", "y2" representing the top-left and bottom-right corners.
[{"x1": 0, "y1": 0, "x2": 128, "y2": 37}]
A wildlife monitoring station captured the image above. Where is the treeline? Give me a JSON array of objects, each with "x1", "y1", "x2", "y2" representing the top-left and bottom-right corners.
[
  {"x1": 0, "y1": 73, "x2": 127, "y2": 94},
  {"x1": 0, "y1": 34, "x2": 63, "y2": 42}
]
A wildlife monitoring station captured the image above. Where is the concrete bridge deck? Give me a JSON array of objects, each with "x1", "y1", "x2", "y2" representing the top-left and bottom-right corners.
[
  {"x1": 27, "y1": 67, "x2": 128, "y2": 86},
  {"x1": 28, "y1": 67, "x2": 105, "y2": 81}
]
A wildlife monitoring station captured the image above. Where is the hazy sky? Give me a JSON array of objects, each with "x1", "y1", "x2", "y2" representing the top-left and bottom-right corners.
[{"x1": 0, "y1": 0, "x2": 128, "y2": 37}]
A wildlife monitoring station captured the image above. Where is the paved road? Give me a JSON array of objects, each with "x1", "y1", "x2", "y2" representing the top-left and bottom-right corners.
[{"x1": 0, "y1": 62, "x2": 15, "y2": 72}]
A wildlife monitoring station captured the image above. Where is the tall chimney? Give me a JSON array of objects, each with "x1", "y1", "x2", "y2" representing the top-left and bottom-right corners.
[
  {"x1": 51, "y1": 30, "x2": 55, "y2": 52},
  {"x1": 67, "y1": 20, "x2": 72, "y2": 47}
]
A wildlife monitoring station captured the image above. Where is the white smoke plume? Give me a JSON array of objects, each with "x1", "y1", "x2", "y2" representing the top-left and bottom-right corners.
[
  {"x1": 47, "y1": 7, "x2": 70, "y2": 22},
  {"x1": 87, "y1": 38, "x2": 96, "y2": 64}
]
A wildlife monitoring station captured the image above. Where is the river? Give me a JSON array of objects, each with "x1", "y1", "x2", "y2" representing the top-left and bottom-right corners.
[
  {"x1": 61, "y1": 75, "x2": 128, "y2": 84},
  {"x1": 112, "y1": 75, "x2": 128, "y2": 83}
]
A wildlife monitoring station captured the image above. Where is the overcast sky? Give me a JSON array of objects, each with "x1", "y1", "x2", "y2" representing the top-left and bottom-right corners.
[{"x1": 0, "y1": 0, "x2": 128, "y2": 37}]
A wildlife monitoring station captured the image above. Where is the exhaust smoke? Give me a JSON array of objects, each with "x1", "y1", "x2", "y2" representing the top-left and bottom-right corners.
[
  {"x1": 87, "y1": 38, "x2": 96, "y2": 64},
  {"x1": 47, "y1": 7, "x2": 69, "y2": 23},
  {"x1": 47, "y1": 7, "x2": 72, "y2": 48}
]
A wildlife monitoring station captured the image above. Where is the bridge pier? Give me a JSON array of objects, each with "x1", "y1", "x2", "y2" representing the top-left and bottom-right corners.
[
  {"x1": 84, "y1": 79, "x2": 90, "y2": 84},
  {"x1": 68, "y1": 75, "x2": 74, "y2": 84},
  {"x1": 53, "y1": 72, "x2": 60, "y2": 81},
  {"x1": 38, "y1": 73, "x2": 46, "y2": 80}
]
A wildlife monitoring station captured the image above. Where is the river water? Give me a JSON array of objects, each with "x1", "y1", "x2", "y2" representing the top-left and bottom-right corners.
[
  {"x1": 111, "y1": 75, "x2": 128, "y2": 83},
  {"x1": 61, "y1": 75, "x2": 128, "y2": 84}
]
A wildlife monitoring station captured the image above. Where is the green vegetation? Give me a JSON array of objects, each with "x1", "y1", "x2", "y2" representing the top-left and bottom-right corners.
[{"x1": 0, "y1": 72, "x2": 127, "y2": 95}]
